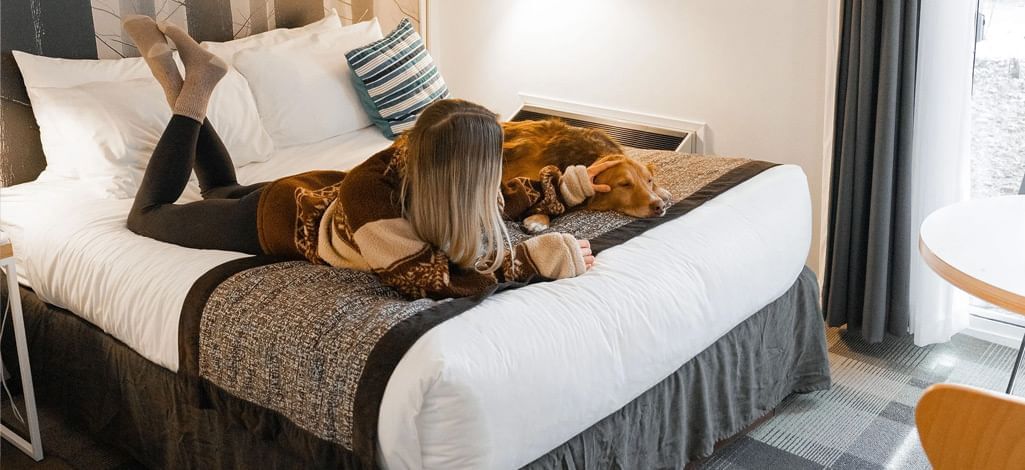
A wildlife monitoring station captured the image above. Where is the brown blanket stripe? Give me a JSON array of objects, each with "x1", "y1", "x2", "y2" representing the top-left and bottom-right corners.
[{"x1": 178, "y1": 155, "x2": 781, "y2": 468}]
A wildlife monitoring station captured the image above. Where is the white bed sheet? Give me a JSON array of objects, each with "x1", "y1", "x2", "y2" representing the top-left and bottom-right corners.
[{"x1": 0, "y1": 127, "x2": 811, "y2": 469}]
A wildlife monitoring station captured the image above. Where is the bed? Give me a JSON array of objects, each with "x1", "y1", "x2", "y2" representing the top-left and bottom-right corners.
[
  {"x1": 1, "y1": 122, "x2": 830, "y2": 469},
  {"x1": 0, "y1": 4, "x2": 829, "y2": 468}
]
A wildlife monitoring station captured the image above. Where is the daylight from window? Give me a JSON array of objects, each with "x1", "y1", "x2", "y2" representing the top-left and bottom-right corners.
[
  {"x1": 971, "y1": 0, "x2": 1025, "y2": 198},
  {"x1": 969, "y1": 0, "x2": 1025, "y2": 322}
]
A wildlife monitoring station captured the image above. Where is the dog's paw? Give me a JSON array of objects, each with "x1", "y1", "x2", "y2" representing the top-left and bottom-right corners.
[
  {"x1": 524, "y1": 220, "x2": 549, "y2": 233},
  {"x1": 523, "y1": 214, "x2": 551, "y2": 233},
  {"x1": 656, "y1": 187, "x2": 673, "y2": 203}
]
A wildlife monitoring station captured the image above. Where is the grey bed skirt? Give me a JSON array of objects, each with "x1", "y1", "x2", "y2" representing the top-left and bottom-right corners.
[{"x1": 1, "y1": 267, "x2": 829, "y2": 469}]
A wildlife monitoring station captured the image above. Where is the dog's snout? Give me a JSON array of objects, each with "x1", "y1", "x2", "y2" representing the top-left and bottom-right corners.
[{"x1": 650, "y1": 199, "x2": 666, "y2": 216}]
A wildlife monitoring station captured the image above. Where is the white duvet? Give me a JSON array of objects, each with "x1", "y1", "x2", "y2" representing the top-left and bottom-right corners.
[{"x1": 0, "y1": 126, "x2": 811, "y2": 469}]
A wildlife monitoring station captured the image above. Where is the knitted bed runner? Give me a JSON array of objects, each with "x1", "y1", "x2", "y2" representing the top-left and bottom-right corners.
[{"x1": 178, "y1": 149, "x2": 778, "y2": 468}]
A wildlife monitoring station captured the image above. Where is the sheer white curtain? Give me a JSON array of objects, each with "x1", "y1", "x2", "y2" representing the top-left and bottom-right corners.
[{"x1": 907, "y1": 0, "x2": 976, "y2": 345}]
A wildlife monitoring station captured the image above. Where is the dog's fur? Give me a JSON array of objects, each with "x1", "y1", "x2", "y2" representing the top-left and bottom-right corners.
[{"x1": 502, "y1": 119, "x2": 672, "y2": 232}]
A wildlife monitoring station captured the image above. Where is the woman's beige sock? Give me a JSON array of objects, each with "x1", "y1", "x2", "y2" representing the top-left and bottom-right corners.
[
  {"x1": 122, "y1": 15, "x2": 182, "y2": 107},
  {"x1": 158, "y1": 22, "x2": 227, "y2": 122}
]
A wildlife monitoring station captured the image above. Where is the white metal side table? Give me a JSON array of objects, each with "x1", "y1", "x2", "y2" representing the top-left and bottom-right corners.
[{"x1": 0, "y1": 239, "x2": 43, "y2": 460}]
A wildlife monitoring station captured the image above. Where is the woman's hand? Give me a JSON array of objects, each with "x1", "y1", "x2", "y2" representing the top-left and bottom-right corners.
[
  {"x1": 559, "y1": 161, "x2": 619, "y2": 207},
  {"x1": 579, "y1": 239, "x2": 595, "y2": 269},
  {"x1": 587, "y1": 160, "x2": 619, "y2": 193}
]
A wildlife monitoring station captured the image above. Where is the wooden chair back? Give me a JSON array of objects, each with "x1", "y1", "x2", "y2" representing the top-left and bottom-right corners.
[{"x1": 916, "y1": 383, "x2": 1025, "y2": 469}]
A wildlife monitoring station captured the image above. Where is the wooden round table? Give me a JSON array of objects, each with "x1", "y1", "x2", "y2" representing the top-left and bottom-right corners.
[{"x1": 919, "y1": 195, "x2": 1025, "y2": 394}]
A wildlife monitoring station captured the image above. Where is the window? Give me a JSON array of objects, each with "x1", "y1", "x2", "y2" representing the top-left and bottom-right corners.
[{"x1": 969, "y1": 0, "x2": 1025, "y2": 324}]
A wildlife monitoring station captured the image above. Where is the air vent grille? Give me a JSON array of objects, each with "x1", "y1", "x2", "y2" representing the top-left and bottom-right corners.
[{"x1": 510, "y1": 108, "x2": 688, "y2": 151}]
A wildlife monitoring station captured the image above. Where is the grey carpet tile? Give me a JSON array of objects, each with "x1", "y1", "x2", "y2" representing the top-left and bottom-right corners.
[
  {"x1": 3, "y1": 326, "x2": 1022, "y2": 470},
  {"x1": 843, "y1": 416, "x2": 927, "y2": 468},
  {"x1": 697, "y1": 436, "x2": 823, "y2": 470},
  {"x1": 827, "y1": 329, "x2": 933, "y2": 372},
  {"x1": 1, "y1": 399, "x2": 143, "y2": 470},
  {"x1": 828, "y1": 453, "x2": 885, "y2": 470},
  {"x1": 877, "y1": 401, "x2": 915, "y2": 426},
  {"x1": 696, "y1": 328, "x2": 1022, "y2": 469}
]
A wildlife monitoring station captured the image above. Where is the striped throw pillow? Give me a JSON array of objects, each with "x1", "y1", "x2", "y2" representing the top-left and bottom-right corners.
[{"x1": 345, "y1": 18, "x2": 449, "y2": 138}]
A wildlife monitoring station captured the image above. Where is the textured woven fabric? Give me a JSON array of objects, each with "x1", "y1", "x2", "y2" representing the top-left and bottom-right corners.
[{"x1": 345, "y1": 18, "x2": 448, "y2": 138}]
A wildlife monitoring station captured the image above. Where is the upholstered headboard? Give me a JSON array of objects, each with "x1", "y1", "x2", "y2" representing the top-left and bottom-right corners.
[{"x1": 0, "y1": 0, "x2": 347, "y2": 187}]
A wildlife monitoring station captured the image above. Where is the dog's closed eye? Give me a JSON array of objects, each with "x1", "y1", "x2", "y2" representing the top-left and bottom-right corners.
[{"x1": 618, "y1": 180, "x2": 632, "y2": 188}]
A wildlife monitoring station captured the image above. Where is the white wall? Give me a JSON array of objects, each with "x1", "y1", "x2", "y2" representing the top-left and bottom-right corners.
[{"x1": 428, "y1": 0, "x2": 838, "y2": 273}]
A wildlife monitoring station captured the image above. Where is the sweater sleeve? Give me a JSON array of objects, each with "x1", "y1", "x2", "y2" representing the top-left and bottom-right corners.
[
  {"x1": 348, "y1": 221, "x2": 585, "y2": 299},
  {"x1": 352, "y1": 218, "x2": 500, "y2": 299},
  {"x1": 500, "y1": 232, "x2": 588, "y2": 282},
  {"x1": 501, "y1": 165, "x2": 594, "y2": 220}
]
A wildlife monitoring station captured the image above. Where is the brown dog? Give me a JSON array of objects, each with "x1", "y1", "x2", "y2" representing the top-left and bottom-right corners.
[{"x1": 502, "y1": 119, "x2": 672, "y2": 232}]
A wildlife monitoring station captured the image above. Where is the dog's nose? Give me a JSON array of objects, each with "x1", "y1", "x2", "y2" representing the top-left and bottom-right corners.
[{"x1": 650, "y1": 199, "x2": 666, "y2": 215}]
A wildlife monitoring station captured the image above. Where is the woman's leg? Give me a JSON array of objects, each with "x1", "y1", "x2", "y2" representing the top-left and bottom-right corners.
[
  {"x1": 125, "y1": 20, "x2": 262, "y2": 254},
  {"x1": 125, "y1": 16, "x2": 264, "y2": 200},
  {"x1": 194, "y1": 120, "x2": 268, "y2": 199},
  {"x1": 127, "y1": 116, "x2": 263, "y2": 254},
  {"x1": 127, "y1": 194, "x2": 263, "y2": 253},
  {"x1": 131, "y1": 115, "x2": 202, "y2": 211},
  {"x1": 162, "y1": 21, "x2": 266, "y2": 199}
]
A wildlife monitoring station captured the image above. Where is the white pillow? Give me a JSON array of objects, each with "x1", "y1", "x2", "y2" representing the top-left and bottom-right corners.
[
  {"x1": 233, "y1": 19, "x2": 383, "y2": 148},
  {"x1": 202, "y1": 10, "x2": 342, "y2": 62},
  {"x1": 205, "y1": 66, "x2": 277, "y2": 165},
  {"x1": 12, "y1": 51, "x2": 275, "y2": 186},
  {"x1": 25, "y1": 78, "x2": 169, "y2": 197},
  {"x1": 12, "y1": 54, "x2": 153, "y2": 86}
]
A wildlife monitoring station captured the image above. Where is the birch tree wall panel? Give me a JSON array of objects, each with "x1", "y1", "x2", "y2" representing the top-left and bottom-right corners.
[
  {"x1": 91, "y1": 0, "x2": 200, "y2": 58},
  {"x1": 185, "y1": 0, "x2": 235, "y2": 42},
  {"x1": 371, "y1": 0, "x2": 421, "y2": 34},
  {"x1": 1, "y1": 0, "x2": 96, "y2": 186},
  {"x1": 327, "y1": 0, "x2": 423, "y2": 33},
  {"x1": 275, "y1": 0, "x2": 324, "y2": 29},
  {"x1": 50, "y1": 0, "x2": 421, "y2": 59}
]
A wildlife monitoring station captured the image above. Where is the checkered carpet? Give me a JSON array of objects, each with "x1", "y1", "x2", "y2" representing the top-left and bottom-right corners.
[
  {"x1": 695, "y1": 327, "x2": 1024, "y2": 470},
  {"x1": 3, "y1": 327, "x2": 1022, "y2": 469}
]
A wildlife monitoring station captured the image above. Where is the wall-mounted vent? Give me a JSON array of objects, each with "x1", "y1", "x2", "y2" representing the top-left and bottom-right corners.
[{"x1": 510, "y1": 104, "x2": 695, "y2": 152}]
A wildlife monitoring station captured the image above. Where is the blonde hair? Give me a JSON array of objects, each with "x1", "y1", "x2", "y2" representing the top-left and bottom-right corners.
[{"x1": 401, "y1": 99, "x2": 511, "y2": 273}]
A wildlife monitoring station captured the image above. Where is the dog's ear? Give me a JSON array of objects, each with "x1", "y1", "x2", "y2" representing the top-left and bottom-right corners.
[
  {"x1": 596, "y1": 154, "x2": 627, "y2": 165},
  {"x1": 646, "y1": 162, "x2": 657, "y2": 175}
]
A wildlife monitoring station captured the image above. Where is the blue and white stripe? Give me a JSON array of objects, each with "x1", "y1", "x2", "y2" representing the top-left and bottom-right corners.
[{"x1": 346, "y1": 18, "x2": 449, "y2": 137}]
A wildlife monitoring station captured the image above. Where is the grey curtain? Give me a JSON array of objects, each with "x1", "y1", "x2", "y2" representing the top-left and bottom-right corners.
[{"x1": 823, "y1": 0, "x2": 920, "y2": 343}]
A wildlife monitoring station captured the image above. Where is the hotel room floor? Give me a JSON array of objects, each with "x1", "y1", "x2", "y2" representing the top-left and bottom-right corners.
[{"x1": 2, "y1": 327, "x2": 1021, "y2": 470}]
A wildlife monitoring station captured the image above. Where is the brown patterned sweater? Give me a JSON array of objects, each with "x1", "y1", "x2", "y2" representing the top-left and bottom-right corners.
[{"x1": 256, "y1": 142, "x2": 588, "y2": 299}]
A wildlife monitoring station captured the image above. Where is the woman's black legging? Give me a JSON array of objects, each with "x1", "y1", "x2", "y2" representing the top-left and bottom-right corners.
[{"x1": 127, "y1": 115, "x2": 266, "y2": 254}]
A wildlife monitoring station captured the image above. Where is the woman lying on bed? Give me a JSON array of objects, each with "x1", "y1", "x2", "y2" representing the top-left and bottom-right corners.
[{"x1": 122, "y1": 16, "x2": 614, "y2": 300}]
